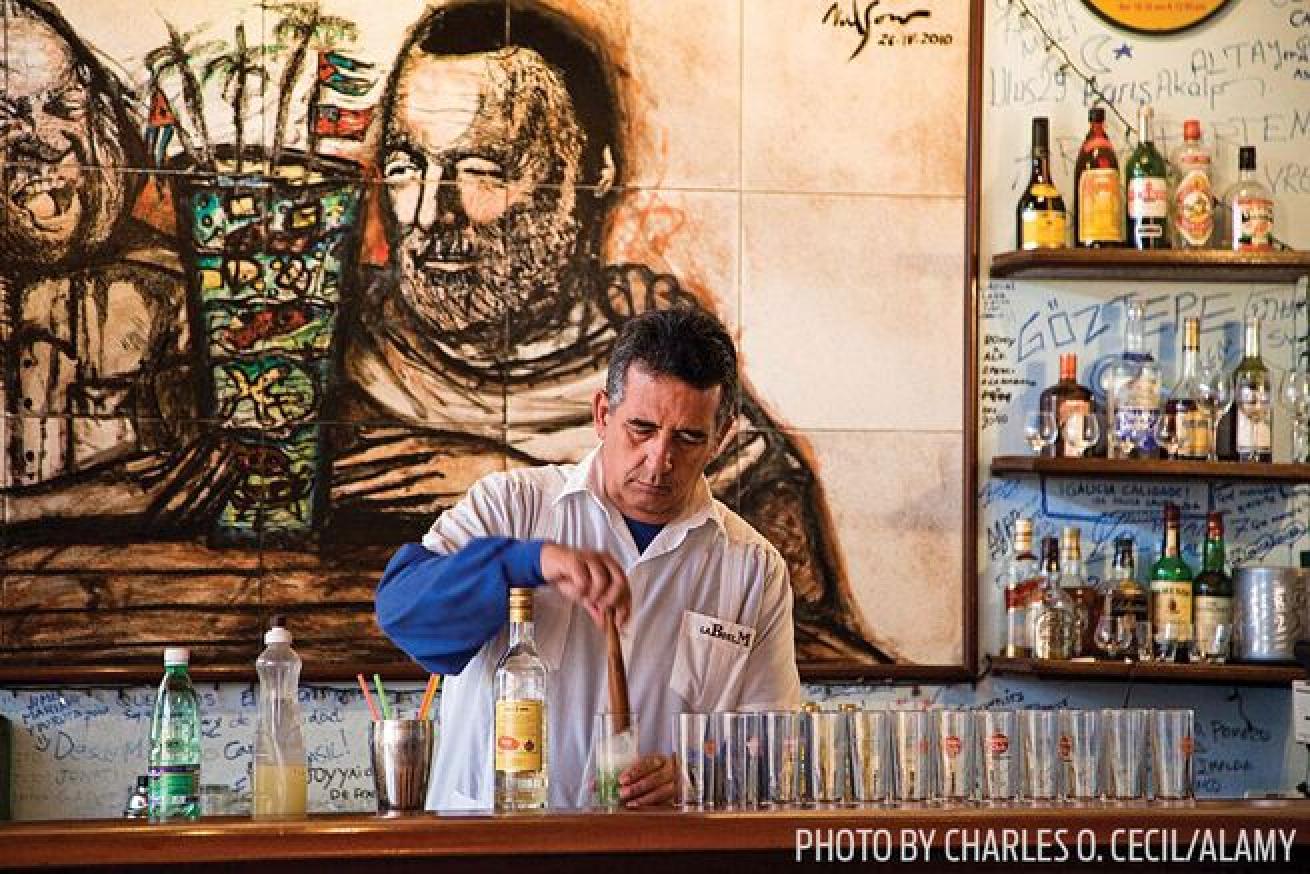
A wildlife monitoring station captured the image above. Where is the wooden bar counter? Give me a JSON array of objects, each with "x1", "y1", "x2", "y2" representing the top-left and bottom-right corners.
[{"x1": 3, "y1": 801, "x2": 1309, "y2": 872}]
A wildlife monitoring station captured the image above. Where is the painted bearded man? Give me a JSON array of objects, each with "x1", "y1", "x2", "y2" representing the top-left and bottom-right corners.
[
  {"x1": 1, "y1": 0, "x2": 196, "y2": 525},
  {"x1": 331, "y1": 1, "x2": 889, "y2": 664}
]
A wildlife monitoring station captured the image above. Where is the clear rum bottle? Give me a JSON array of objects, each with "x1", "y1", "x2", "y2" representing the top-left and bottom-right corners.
[{"x1": 494, "y1": 588, "x2": 549, "y2": 810}]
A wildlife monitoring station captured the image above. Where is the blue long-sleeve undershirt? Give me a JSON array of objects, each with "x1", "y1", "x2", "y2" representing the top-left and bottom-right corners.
[{"x1": 375, "y1": 537, "x2": 546, "y2": 675}]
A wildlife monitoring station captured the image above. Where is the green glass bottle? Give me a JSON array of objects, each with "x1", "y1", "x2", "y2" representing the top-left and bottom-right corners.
[
  {"x1": 1192, "y1": 511, "x2": 1233, "y2": 661},
  {"x1": 1150, "y1": 503, "x2": 1194, "y2": 662},
  {"x1": 1126, "y1": 104, "x2": 1170, "y2": 250}
]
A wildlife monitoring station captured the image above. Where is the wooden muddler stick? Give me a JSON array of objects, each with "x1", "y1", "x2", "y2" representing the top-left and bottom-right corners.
[{"x1": 605, "y1": 609, "x2": 631, "y2": 733}]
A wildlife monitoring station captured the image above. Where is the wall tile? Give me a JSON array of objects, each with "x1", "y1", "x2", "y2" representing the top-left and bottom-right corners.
[
  {"x1": 742, "y1": 0, "x2": 969, "y2": 196},
  {"x1": 769, "y1": 427, "x2": 964, "y2": 666},
  {"x1": 741, "y1": 191, "x2": 965, "y2": 432}
]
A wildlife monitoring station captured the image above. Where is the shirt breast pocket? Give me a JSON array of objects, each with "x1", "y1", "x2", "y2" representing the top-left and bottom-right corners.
[{"x1": 669, "y1": 610, "x2": 755, "y2": 712}]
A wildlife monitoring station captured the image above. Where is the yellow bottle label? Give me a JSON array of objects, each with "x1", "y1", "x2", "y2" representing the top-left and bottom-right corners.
[
  {"x1": 1151, "y1": 581, "x2": 1193, "y2": 638},
  {"x1": 1021, "y1": 209, "x2": 1067, "y2": 249},
  {"x1": 495, "y1": 700, "x2": 543, "y2": 773},
  {"x1": 1176, "y1": 409, "x2": 1211, "y2": 458},
  {"x1": 1078, "y1": 167, "x2": 1125, "y2": 242}
]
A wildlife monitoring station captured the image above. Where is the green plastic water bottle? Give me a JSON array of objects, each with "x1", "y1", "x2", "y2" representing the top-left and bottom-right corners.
[{"x1": 149, "y1": 647, "x2": 202, "y2": 821}]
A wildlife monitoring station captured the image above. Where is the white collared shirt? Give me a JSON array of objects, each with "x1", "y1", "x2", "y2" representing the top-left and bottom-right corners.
[{"x1": 422, "y1": 446, "x2": 801, "y2": 810}]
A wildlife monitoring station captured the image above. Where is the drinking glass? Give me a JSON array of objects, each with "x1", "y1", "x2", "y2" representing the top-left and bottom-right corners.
[
  {"x1": 1061, "y1": 412, "x2": 1101, "y2": 458},
  {"x1": 1023, "y1": 411, "x2": 1059, "y2": 455},
  {"x1": 674, "y1": 712, "x2": 713, "y2": 808},
  {"x1": 591, "y1": 712, "x2": 639, "y2": 810},
  {"x1": 803, "y1": 710, "x2": 845, "y2": 804},
  {"x1": 1197, "y1": 365, "x2": 1233, "y2": 462},
  {"x1": 1133, "y1": 620, "x2": 1155, "y2": 663},
  {"x1": 1235, "y1": 370, "x2": 1273, "y2": 461},
  {"x1": 980, "y1": 709, "x2": 1021, "y2": 804},
  {"x1": 1190, "y1": 623, "x2": 1232, "y2": 664},
  {"x1": 1057, "y1": 709, "x2": 1101, "y2": 801},
  {"x1": 1103, "y1": 708, "x2": 1149, "y2": 800},
  {"x1": 759, "y1": 711, "x2": 798, "y2": 806},
  {"x1": 1019, "y1": 709, "x2": 1060, "y2": 802},
  {"x1": 892, "y1": 710, "x2": 934, "y2": 802},
  {"x1": 935, "y1": 709, "x2": 977, "y2": 803},
  {"x1": 1153, "y1": 413, "x2": 1180, "y2": 459},
  {"x1": 1151, "y1": 709, "x2": 1195, "y2": 800},
  {"x1": 716, "y1": 711, "x2": 760, "y2": 808},
  {"x1": 1093, "y1": 604, "x2": 1134, "y2": 661},
  {"x1": 1279, "y1": 368, "x2": 1310, "y2": 462},
  {"x1": 848, "y1": 710, "x2": 891, "y2": 804}
]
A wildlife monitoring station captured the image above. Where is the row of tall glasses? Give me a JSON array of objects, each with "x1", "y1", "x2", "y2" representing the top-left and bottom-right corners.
[{"x1": 675, "y1": 707, "x2": 1194, "y2": 807}]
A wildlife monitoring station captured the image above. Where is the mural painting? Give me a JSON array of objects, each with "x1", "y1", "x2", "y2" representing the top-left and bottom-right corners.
[{"x1": 0, "y1": 0, "x2": 969, "y2": 673}]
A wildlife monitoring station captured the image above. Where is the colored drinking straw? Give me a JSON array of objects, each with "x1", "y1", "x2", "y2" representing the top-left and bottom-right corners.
[
  {"x1": 373, "y1": 673, "x2": 394, "y2": 720},
  {"x1": 418, "y1": 674, "x2": 441, "y2": 721},
  {"x1": 356, "y1": 673, "x2": 381, "y2": 721}
]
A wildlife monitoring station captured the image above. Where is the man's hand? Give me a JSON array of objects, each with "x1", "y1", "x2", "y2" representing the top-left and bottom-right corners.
[
  {"x1": 539, "y1": 543, "x2": 631, "y2": 630},
  {"x1": 619, "y1": 754, "x2": 676, "y2": 808}
]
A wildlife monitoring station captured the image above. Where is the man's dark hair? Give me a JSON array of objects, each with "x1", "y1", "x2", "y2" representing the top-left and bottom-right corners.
[{"x1": 606, "y1": 308, "x2": 739, "y2": 430}]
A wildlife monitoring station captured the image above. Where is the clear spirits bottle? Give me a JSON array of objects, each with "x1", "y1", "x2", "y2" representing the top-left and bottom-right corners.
[
  {"x1": 149, "y1": 648, "x2": 202, "y2": 821},
  {"x1": 494, "y1": 588, "x2": 549, "y2": 810},
  {"x1": 1110, "y1": 305, "x2": 1163, "y2": 459},
  {"x1": 1222, "y1": 146, "x2": 1275, "y2": 251},
  {"x1": 1031, "y1": 536, "x2": 1076, "y2": 660},
  {"x1": 1170, "y1": 119, "x2": 1213, "y2": 248},
  {"x1": 1165, "y1": 317, "x2": 1211, "y2": 460},
  {"x1": 1103, "y1": 302, "x2": 1156, "y2": 459},
  {"x1": 1004, "y1": 518, "x2": 1041, "y2": 658}
]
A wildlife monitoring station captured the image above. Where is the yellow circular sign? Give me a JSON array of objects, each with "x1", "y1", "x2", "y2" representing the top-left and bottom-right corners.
[{"x1": 1082, "y1": 0, "x2": 1232, "y2": 34}]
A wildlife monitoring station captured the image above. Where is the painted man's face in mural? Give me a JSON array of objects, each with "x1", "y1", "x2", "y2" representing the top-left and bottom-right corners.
[
  {"x1": 382, "y1": 47, "x2": 588, "y2": 348},
  {"x1": 0, "y1": 16, "x2": 128, "y2": 269}
]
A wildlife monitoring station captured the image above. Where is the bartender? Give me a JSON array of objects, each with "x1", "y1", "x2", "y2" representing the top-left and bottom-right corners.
[{"x1": 376, "y1": 307, "x2": 802, "y2": 809}]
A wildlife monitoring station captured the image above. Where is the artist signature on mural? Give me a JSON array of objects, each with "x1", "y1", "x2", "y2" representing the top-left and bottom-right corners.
[{"x1": 821, "y1": 0, "x2": 934, "y2": 61}]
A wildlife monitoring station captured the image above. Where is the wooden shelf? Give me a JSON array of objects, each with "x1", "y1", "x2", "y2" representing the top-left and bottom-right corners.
[
  {"x1": 989, "y1": 249, "x2": 1310, "y2": 283},
  {"x1": 990, "y1": 455, "x2": 1310, "y2": 482},
  {"x1": 989, "y1": 655, "x2": 1303, "y2": 686}
]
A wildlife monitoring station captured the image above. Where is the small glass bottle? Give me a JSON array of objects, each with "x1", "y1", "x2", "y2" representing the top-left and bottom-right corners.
[
  {"x1": 1222, "y1": 146, "x2": 1275, "y2": 251},
  {"x1": 123, "y1": 776, "x2": 150, "y2": 819},
  {"x1": 1171, "y1": 119, "x2": 1213, "y2": 248},
  {"x1": 1004, "y1": 518, "x2": 1041, "y2": 658},
  {"x1": 494, "y1": 588, "x2": 549, "y2": 810},
  {"x1": 148, "y1": 648, "x2": 202, "y2": 822},
  {"x1": 1031, "y1": 536, "x2": 1076, "y2": 660}
]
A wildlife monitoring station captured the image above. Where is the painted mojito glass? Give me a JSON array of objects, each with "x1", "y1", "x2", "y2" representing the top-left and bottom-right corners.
[{"x1": 175, "y1": 152, "x2": 363, "y2": 544}]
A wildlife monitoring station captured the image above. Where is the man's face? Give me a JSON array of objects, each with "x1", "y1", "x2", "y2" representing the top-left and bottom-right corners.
[
  {"x1": 593, "y1": 365, "x2": 726, "y2": 525},
  {"x1": 381, "y1": 50, "x2": 581, "y2": 347},
  {"x1": 0, "y1": 17, "x2": 125, "y2": 266}
]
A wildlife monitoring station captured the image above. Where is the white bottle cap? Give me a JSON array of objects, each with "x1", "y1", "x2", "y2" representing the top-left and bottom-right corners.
[
  {"x1": 264, "y1": 627, "x2": 292, "y2": 645},
  {"x1": 164, "y1": 647, "x2": 190, "y2": 665}
]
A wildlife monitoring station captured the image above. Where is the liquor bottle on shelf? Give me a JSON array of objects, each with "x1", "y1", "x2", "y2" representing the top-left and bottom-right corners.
[
  {"x1": 1074, "y1": 106, "x2": 1124, "y2": 248},
  {"x1": 1112, "y1": 331, "x2": 1163, "y2": 460},
  {"x1": 1170, "y1": 119, "x2": 1213, "y2": 249},
  {"x1": 1102, "y1": 302, "x2": 1154, "y2": 459},
  {"x1": 1016, "y1": 117, "x2": 1068, "y2": 251},
  {"x1": 1060, "y1": 526, "x2": 1099, "y2": 658},
  {"x1": 1221, "y1": 146, "x2": 1275, "y2": 251},
  {"x1": 1003, "y1": 518, "x2": 1042, "y2": 658},
  {"x1": 1219, "y1": 316, "x2": 1273, "y2": 463},
  {"x1": 494, "y1": 588, "x2": 549, "y2": 810},
  {"x1": 1031, "y1": 535, "x2": 1076, "y2": 660},
  {"x1": 1192, "y1": 511, "x2": 1233, "y2": 661},
  {"x1": 1150, "y1": 503, "x2": 1194, "y2": 663},
  {"x1": 1125, "y1": 104, "x2": 1170, "y2": 250},
  {"x1": 148, "y1": 648, "x2": 202, "y2": 822},
  {"x1": 1107, "y1": 536, "x2": 1151, "y2": 622},
  {"x1": 1164, "y1": 317, "x2": 1211, "y2": 460},
  {"x1": 1038, "y1": 353, "x2": 1095, "y2": 458}
]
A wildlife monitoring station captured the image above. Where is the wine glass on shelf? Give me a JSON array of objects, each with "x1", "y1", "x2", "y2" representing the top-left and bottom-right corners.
[
  {"x1": 1061, "y1": 411, "x2": 1101, "y2": 458},
  {"x1": 1278, "y1": 368, "x2": 1310, "y2": 463},
  {"x1": 1153, "y1": 413, "x2": 1180, "y2": 460},
  {"x1": 1234, "y1": 369, "x2": 1272, "y2": 462},
  {"x1": 1196, "y1": 364, "x2": 1233, "y2": 462},
  {"x1": 1023, "y1": 411, "x2": 1059, "y2": 455}
]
